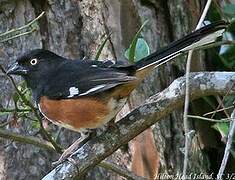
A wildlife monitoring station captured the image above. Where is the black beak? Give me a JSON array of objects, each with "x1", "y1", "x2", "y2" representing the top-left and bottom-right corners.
[{"x1": 6, "y1": 62, "x2": 28, "y2": 75}]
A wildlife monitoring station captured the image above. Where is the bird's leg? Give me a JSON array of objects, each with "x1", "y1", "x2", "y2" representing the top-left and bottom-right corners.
[
  {"x1": 52, "y1": 131, "x2": 93, "y2": 166},
  {"x1": 107, "y1": 117, "x2": 117, "y2": 130}
]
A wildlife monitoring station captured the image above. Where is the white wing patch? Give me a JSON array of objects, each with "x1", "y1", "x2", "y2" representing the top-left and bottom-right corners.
[
  {"x1": 67, "y1": 87, "x2": 80, "y2": 98},
  {"x1": 67, "y1": 85, "x2": 111, "y2": 97},
  {"x1": 79, "y1": 84, "x2": 106, "y2": 96}
]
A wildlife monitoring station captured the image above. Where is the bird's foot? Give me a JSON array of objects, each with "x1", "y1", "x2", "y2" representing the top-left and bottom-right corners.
[
  {"x1": 107, "y1": 118, "x2": 117, "y2": 130},
  {"x1": 52, "y1": 132, "x2": 90, "y2": 166}
]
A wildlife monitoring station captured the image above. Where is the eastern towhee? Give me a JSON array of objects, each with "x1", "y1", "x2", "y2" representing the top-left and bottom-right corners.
[{"x1": 7, "y1": 21, "x2": 228, "y2": 164}]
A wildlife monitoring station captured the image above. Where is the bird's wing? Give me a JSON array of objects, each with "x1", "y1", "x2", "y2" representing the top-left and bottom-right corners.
[{"x1": 43, "y1": 60, "x2": 137, "y2": 99}]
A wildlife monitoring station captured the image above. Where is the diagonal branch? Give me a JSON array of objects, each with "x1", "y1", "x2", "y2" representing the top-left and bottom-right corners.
[
  {"x1": 217, "y1": 110, "x2": 235, "y2": 180},
  {"x1": 0, "y1": 12, "x2": 45, "y2": 43},
  {"x1": 43, "y1": 72, "x2": 235, "y2": 179},
  {"x1": 0, "y1": 129, "x2": 56, "y2": 152}
]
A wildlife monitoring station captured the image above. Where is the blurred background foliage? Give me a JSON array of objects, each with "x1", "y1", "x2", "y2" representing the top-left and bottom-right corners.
[{"x1": 1, "y1": 0, "x2": 235, "y2": 179}]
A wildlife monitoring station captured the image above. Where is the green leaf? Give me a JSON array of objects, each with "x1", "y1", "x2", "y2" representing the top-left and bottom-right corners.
[
  {"x1": 13, "y1": 92, "x2": 20, "y2": 104},
  {"x1": 125, "y1": 38, "x2": 150, "y2": 62},
  {"x1": 223, "y1": 4, "x2": 235, "y2": 17},
  {"x1": 231, "y1": 149, "x2": 235, "y2": 158},
  {"x1": 125, "y1": 20, "x2": 149, "y2": 63},
  {"x1": 95, "y1": 33, "x2": 112, "y2": 60},
  {"x1": 23, "y1": 88, "x2": 32, "y2": 101},
  {"x1": 212, "y1": 121, "x2": 235, "y2": 157},
  {"x1": 223, "y1": 95, "x2": 235, "y2": 108},
  {"x1": 213, "y1": 122, "x2": 229, "y2": 139},
  {"x1": 220, "y1": 43, "x2": 235, "y2": 69},
  {"x1": 17, "y1": 81, "x2": 32, "y2": 103},
  {"x1": 31, "y1": 120, "x2": 40, "y2": 129}
]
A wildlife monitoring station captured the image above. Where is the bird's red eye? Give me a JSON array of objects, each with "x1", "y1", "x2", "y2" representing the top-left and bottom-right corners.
[{"x1": 30, "y1": 58, "x2": 38, "y2": 66}]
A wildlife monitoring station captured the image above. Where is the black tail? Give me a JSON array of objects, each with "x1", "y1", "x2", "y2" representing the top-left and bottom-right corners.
[{"x1": 136, "y1": 21, "x2": 228, "y2": 71}]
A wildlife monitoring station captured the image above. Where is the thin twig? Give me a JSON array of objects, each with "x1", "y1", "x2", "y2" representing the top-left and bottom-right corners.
[
  {"x1": 199, "y1": 40, "x2": 235, "y2": 50},
  {"x1": 215, "y1": 96, "x2": 230, "y2": 118},
  {"x1": 183, "y1": 52, "x2": 192, "y2": 178},
  {"x1": 213, "y1": 0, "x2": 230, "y2": 22},
  {"x1": 0, "y1": 119, "x2": 16, "y2": 128},
  {"x1": 0, "y1": 129, "x2": 55, "y2": 152},
  {"x1": 0, "y1": 12, "x2": 45, "y2": 43},
  {"x1": 210, "y1": 84, "x2": 235, "y2": 119},
  {"x1": 95, "y1": 32, "x2": 112, "y2": 60},
  {"x1": 0, "y1": 64, "x2": 62, "y2": 153},
  {"x1": 0, "y1": 108, "x2": 31, "y2": 113},
  {"x1": 183, "y1": 0, "x2": 212, "y2": 177},
  {"x1": 187, "y1": 115, "x2": 231, "y2": 122},
  {"x1": 203, "y1": 105, "x2": 234, "y2": 116},
  {"x1": 98, "y1": 161, "x2": 147, "y2": 180},
  {"x1": 217, "y1": 110, "x2": 235, "y2": 180},
  {"x1": 0, "y1": 13, "x2": 62, "y2": 152}
]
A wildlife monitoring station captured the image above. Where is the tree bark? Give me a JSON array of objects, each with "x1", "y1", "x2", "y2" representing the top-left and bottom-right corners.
[{"x1": 0, "y1": 0, "x2": 219, "y2": 179}]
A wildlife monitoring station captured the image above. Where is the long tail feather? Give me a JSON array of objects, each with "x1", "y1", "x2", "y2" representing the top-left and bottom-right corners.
[{"x1": 135, "y1": 21, "x2": 228, "y2": 73}]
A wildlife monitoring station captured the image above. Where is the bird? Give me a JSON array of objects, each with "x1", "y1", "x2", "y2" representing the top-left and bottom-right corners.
[{"x1": 7, "y1": 21, "x2": 228, "y2": 164}]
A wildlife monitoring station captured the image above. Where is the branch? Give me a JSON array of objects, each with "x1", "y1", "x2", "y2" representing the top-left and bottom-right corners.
[
  {"x1": 187, "y1": 115, "x2": 231, "y2": 122},
  {"x1": 217, "y1": 110, "x2": 235, "y2": 180},
  {"x1": 98, "y1": 161, "x2": 147, "y2": 180},
  {"x1": 183, "y1": 0, "x2": 212, "y2": 177},
  {"x1": 0, "y1": 108, "x2": 31, "y2": 113},
  {"x1": 42, "y1": 72, "x2": 235, "y2": 179},
  {"x1": 0, "y1": 12, "x2": 45, "y2": 43},
  {"x1": 0, "y1": 129, "x2": 55, "y2": 152}
]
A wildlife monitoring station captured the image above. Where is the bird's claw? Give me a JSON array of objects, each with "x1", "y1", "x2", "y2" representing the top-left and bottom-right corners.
[{"x1": 52, "y1": 156, "x2": 77, "y2": 167}]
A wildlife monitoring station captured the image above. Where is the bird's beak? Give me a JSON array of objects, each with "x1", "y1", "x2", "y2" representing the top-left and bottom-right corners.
[{"x1": 6, "y1": 62, "x2": 28, "y2": 75}]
